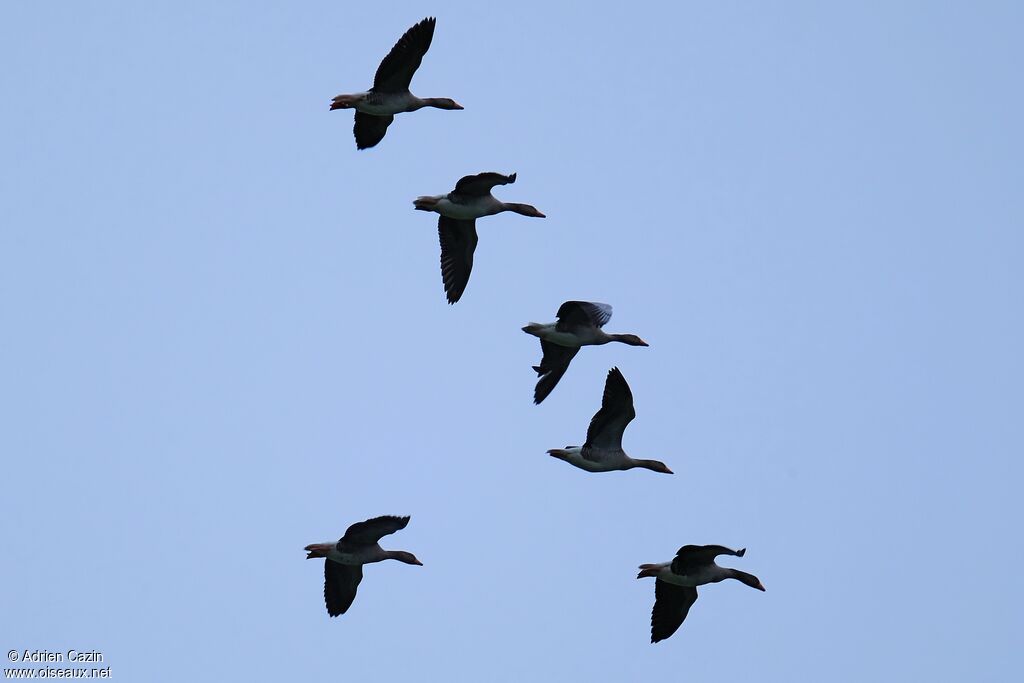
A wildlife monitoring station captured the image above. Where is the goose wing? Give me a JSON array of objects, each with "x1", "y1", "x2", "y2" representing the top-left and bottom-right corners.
[
  {"x1": 650, "y1": 581, "x2": 698, "y2": 643},
  {"x1": 555, "y1": 301, "x2": 613, "y2": 332},
  {"x1": 581, "y1": 367, "x2": 635, "y2": 458},
  {"x1": 671, "y1": 545, "x2": 746, "y2": 573},
  {"x1": 373, "y1": 17, "x2": 435, "y2": 93},
  {"x1": 323, "y1": 561, "x2": 363, "y2": 617},
  {"x1": 533, "y1": 340, "x2": 580, "y2": 404},
  {"x1": 452, "y1": 172, "x2": 517, "y2": 197},
  {"x1": 438, "y1": 216, "x2": 478, "y2": 304},
  {"x1": 341, "y1": 515, "x2": 411, "y2": 547},
  {"x1": 353, "y1": 112, "x2": 394, "y2": 150}
]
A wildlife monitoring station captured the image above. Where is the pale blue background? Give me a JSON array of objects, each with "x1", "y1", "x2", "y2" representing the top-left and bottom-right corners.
[{"x1": 2, "y1": 2, "x2": 1022, "y2": 681}]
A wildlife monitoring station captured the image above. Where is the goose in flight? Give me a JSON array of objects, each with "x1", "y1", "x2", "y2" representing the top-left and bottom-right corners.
[
  {"x1": 330, "y1": 17, "x2": 463, "y2": 150},
  {"x1": 638, "y1": 545, "x2": 765, "y2": 643},
  {"x1": 548, "y1": 367, "x2": 672, "y2": 474},
  {"x1": 304, "y1": 515, "x2": 422, "y2": 616},
  {"x1": 415, "y1": 172, "x2": 545, "y2": 304},
  {"x1": 522, "y1": 301, "x2": 648, "y2": 404}
]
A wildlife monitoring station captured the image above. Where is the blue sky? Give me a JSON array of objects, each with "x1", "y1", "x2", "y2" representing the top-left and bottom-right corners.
[{"x1": 2, "y1": 2, "x2": 1022, "y2": 680}]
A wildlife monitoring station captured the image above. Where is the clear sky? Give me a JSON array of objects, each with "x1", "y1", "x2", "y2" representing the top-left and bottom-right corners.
[{"x1": 2, "y1": 2, "x2": 1022, "y2": 681}]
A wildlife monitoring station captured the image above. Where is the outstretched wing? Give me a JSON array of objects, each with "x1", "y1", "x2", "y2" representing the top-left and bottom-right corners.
[
  {"x1": 582, "y1": 367, "x2": 635, "y2": 456},
  {"x1": 533, "y1": 340, "x2": 580, "y2": 404},
  {"x1": 438, "y1": 216, "x2": 479, "y2": 304},
  {"x1": 341, "y1": 515, "x2": 411, "y2": 546},
  {"x1": 452, "y1": 172, "x2": 516, "y2": 197},
  {"x1": 651, "y1": 581, "x2": 698, "y2": 643},
  {"x1": 555, "y1": 301, "x2": 613, "y2": 331},
  {"x1": 373, "y1": 17, "x2": 435, "y2": 93},
  {"x1": 324, "y1": 561, "x2": 363, "y2": 617},
  {"x1": 671, "y1": 545, "x2": 746, "y2": 573},
  {"x1": 353, "y1": 112, "x2": 394, "y2": 150}
]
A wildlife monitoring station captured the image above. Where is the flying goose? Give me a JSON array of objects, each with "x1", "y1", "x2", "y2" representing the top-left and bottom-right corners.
[
  {"x1": 304, "y1": 515, "x2": 422, "y2": 617},
  {"x1": 548, "y1": 367, "x2": 672, "y2": 474},
  {"x1": 330, "y1": 17, "x2": 463, "y2": 150},
  {"x1": 638, "y1": 545, "x2": 765, "y2": 643},
  {"x1": 522, "y1": 301, "x2": 648, "y2": 404},
  {"x1": 414, "y1": 172, "x2": 545, "y2": 304}
]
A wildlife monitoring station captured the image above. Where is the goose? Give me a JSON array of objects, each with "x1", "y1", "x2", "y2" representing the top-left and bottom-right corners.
[
  {"x1": 304, "y1": 515, "x2": 422, "y2": 617},
  {"x1": 522, "y1": 301, "x2": 648, "y2": 404},
  {"x1": 414, "y1": 172, "x2": 545, "y2": 304},
  {"x1": 330, "y1": 17, "x2": 463, "y2": 150},
  {"x1": 548, "y1": 367, "x2": 672, "y2": 474},
  {"x1": 637, "y1": 545, "x2": 765, "y2": 643}
]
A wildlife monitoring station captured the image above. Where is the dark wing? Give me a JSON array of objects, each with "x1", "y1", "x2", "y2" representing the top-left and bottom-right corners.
[
  {"x1": 533, "y1": 340, "x2": 580, "y2": 404},
  {"x1": 555, "y1": 301, "x2": 613, "y2": 332},
  {"x1": 671, "y1": 545, "x2": 746, "y2": 573},
  {"x1": 438, "y1": 216, "x2": 478, "y2": 304},
  {"x1": 373, "y1": 17, "x2": 435, "y2": 93},
  {"x1": 353, "y1": 112, "x2": 394, "y2": 150},
  {"x1": 324, "y1": 561, "x2": 363, "y2": 617},
  {"x1": 651, "y1": 581, "x2": 698, "y2": 643},
  {"x1": 341, "y1": 515, "x2": 411, "y2": 547},
  {"x1": 452, "y1": 172, "x2": 516, "y2": 197},
  {"x1": 581, "y1": 367, "x2": 635, "y2": 458}
]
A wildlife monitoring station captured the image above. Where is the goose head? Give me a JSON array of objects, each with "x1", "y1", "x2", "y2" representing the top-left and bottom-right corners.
[
  {"x1": 503, "y1": 202, "x2": 546, "y2": 218},
  {"x1": 423, "y1": 97, "x2": 464, "y2": 110},
  {"x1": 388, "y1": 551, "x2": 424, "y2": 566},
  {"x1": 613, "y1": 334, "x2": 649, "y2": 347}
]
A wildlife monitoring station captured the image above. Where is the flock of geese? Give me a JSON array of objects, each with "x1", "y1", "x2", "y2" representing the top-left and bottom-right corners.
[{"x1": 306, "y1": 17, "x2": 765, "y2": 645}]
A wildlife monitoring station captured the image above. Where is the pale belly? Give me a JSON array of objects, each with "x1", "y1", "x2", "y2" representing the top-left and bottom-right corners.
[
  {"x1": 435, "y1": 196, "x2": 502, "y2": 220},
  {"x1": 326, "y1": 549, "x2": 363, "y2": 565},
  {"x1": 355, "y1": 92, "x2": 416, "y2": 116},
  {"x1": 658, "y1": 565, "x2": 723, "y2": 587},
  {"x1": 567, "y1": 454, "x2": 613, "y2": 472},
  {"x1": 564, "y1": 447, "x2": 627, "y2": 472},
  {"x1": 539, "y1": 329, "x2": 586, "y2": 347}
]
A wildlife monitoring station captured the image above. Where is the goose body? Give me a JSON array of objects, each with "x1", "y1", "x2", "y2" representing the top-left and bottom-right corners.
[
  {"x1": 416, "y1": 193, "x2": 506, "y2": 221},
  {"x1": 548, "y1": 367, "x2": 672, "y2": 474},
  {"x1": 638, "y1": 561, "x2": 734, "y2": 587},
  {"x1": 523, "y1": 301, "x2": 648, "y2": 404},
  {"x1": 304, "y1": 515, "x2": 422, "y2": 617},
  {"x1": 415, "y1": 172, "x2": 545, "y2": 304},
  {"x1": 338, "y1": 91, "x2": 425, "y2": 117},
  {"x1": 546, "y1": 446, "x2": 631, "y2": 472},
  {"x1": 523, "y1": 322, "x2": 605, "y2": 347},
  {"x1": 637, "y1": 545, "x2": 764, "y2": 643},
  {"x1": 331, "y1": 18, "x2": 463, "y2": 150}
]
